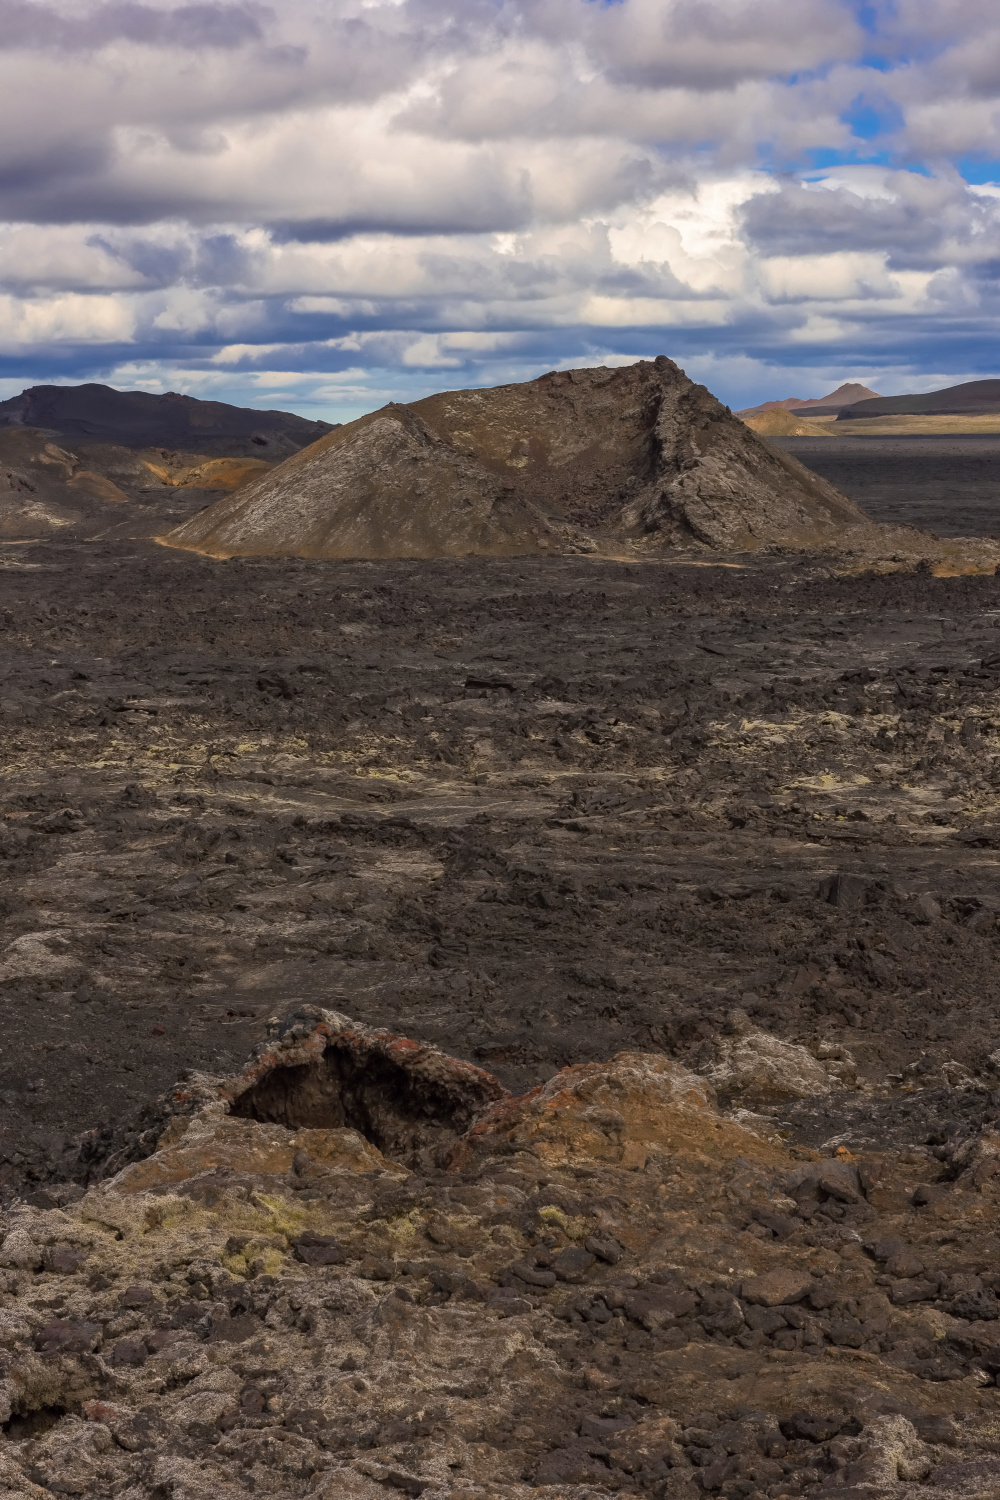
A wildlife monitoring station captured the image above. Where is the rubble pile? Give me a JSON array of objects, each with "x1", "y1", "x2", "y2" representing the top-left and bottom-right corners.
[{"x1": 3, "y1": 1012, "x2": 1000, "y2": 1499}]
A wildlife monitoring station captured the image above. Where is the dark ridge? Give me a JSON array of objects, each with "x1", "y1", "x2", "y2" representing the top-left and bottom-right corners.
[
  {"x1": 0, "y1": 383, "x2": 337, "y2": 459},
  {"x1": 839, "y1": 379, "x2": 1000, "y2": 420}
]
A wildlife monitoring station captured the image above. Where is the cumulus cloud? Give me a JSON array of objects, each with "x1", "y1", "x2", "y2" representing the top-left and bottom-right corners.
[
  {"x1": 741, "y1": 171, "x2": 1000, "y2": 270},
  {"x1": 591, "y1": 0, "x2": 863, "y2": 91},
  {"x1": 0, "y1": 0, "x2": 998, "y2": 416}
]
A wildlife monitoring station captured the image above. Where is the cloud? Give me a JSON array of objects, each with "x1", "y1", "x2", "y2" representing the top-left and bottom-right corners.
[
  {"x1": 741, "y1": 170, "x2": 1000, "y2": 270},
  {"x1": 592, "y1": 0, "x2": 863, "y2": 91},
  {"x1": 0, "y1": 290, "x2": 136, "y2": 350},
  {"x1": 0, "y1": 0, "x2": 997, "y2": 417},
  {"x1": 0, "y1": 0, "x2": 268, "y2": 51}
]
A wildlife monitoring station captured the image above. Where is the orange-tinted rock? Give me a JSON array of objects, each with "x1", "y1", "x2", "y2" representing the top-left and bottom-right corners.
[
  {"x1": 742, "y1": 1266, "x2": 815, "y2": 1306},
  {"x1": 113, "y1": 1115, "x2": 388, "y2": 1194},
  {"x1": 448, "y1": 1050, "x2": 788, "y2": 1172}
]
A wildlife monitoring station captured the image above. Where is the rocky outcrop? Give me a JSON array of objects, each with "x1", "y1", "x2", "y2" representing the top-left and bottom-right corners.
[
  {"x1": 83, "y1": 1008, "x2": 510, "y2": 1184},
  {"x1": 447, "y1": 1049, "x2": 783, "y2": 1173},
  {"x1": 3, "y1": 1012, "x2": 1000, "y2": 1497},
  {"x1": 694, "y1": 1010, "x2": 859, "y2": 1107},
  {"x1": 163, "y1": 358, "x2": 879, "y2": 560}
]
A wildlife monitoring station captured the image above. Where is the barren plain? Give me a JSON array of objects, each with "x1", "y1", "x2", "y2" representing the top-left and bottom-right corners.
[{"x1": 771, "y1": 436, "x2": 1000, "y2": 538}]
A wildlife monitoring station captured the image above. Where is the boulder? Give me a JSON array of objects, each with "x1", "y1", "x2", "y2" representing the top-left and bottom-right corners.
[{"x1": 699, "y1": 1014, "x2": 853, "y2": 1105}]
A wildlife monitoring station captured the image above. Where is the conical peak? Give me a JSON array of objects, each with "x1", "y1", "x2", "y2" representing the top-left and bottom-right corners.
[{"x1": 163, "y1": 357, "x2": 870, "y2": 561}]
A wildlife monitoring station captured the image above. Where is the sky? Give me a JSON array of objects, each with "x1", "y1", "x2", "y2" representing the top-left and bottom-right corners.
[{"x1": 1, "y1": 0, "x2": 1000, "y2": 421}]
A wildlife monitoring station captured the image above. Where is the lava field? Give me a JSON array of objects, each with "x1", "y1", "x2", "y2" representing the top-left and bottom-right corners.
[
  {"x1": 3, "y1": 541, "x2": 1000, "y2": 1182},
  {"x1": 5, "y1": 512, "x2": 1000, "y2": 1497}
]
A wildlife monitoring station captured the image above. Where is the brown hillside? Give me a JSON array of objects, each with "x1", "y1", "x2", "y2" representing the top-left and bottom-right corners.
[
  {"x1": 742, "y1": 409, "x2": 834, "y2": 438},
  {"x1": 163, "y1": 357, "x2": 870, "y2": 560}
]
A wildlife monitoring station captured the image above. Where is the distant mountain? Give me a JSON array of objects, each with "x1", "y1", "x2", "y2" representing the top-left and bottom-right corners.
[
  {"x1": 738, "y1": 383, "x2": 881, "y2": 418},
  {"x1": 838, "y1": 379, "x2": 1000, "y2": 420},
  {"x1": 0, "y1": 383, "x2": 336, "y2": 459}
]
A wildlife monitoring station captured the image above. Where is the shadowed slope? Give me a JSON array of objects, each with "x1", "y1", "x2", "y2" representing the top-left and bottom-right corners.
[
  {"x1": 839, "y1": 379, "x2": 1000, "y2": 421},
  {"x1": 0, "y1": 383, "x2": 334, "y2": 459},
  {"x1": 163, "y1": 357, "x2": 871, "y2": 559},
  {"x1": 0, "y1": 428, "x2": 274, "y2": 541}
]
